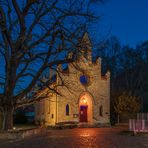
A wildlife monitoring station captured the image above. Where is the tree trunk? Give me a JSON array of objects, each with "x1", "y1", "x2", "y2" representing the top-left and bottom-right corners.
[
  {"x1": 117, "y1": 114, "x2": 120, "y2": 123},
  {"x1": 2, "y1": 106, "x2": 14, "y2": 131},
  {"x1": 0, "y1": 111, "x2": 2, "y2": 129}
]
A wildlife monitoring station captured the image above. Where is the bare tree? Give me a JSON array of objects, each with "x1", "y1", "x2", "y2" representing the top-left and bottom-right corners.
[{"x1": 0, "y1": 0, "x2": 102, "y2": 130}]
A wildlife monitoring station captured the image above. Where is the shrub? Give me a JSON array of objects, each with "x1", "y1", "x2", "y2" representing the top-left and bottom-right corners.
[{"x1": 13, "y1": 110, "x2": 27, "y2": 124}]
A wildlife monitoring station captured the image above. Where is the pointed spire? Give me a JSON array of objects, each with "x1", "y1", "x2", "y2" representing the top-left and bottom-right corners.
[
  {"x1": 105, "y1": 71, "x2": 110, "y2": 79},
  {"x1": 81, "y1": 32, "x2": 92, "y2": 51},
  {"x1": 78, "y1": 32, "x2": 92, "y2": 62}
]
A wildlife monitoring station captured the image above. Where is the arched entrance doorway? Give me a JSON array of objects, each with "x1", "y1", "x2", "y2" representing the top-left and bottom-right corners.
[{"x1": 79, "y1": 92, "x2": 93, "y2": 123}]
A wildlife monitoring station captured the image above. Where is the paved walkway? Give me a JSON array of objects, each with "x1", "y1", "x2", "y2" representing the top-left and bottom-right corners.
[{"x1": 0, "y1": 126, "x2": 148, "y2": 148}]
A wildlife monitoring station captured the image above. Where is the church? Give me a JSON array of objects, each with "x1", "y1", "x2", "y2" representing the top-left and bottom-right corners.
[{"x1": 35, "y1": 33, "x2": 110, "y2": 127}]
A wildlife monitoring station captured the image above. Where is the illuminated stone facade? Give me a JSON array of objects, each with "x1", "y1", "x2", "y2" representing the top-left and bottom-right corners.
[{"x1": 35, "y1": 33, "x2": 110, "y2": 126}]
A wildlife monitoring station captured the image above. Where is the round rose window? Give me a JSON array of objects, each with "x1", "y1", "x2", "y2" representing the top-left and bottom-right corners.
[{"x1": 80, "y1": 75, "x2": 89, "y2": 85}]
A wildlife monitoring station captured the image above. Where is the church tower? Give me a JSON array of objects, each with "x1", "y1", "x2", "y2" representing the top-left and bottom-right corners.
[{"x1": 77, "y1": 32, "x2": 92, "y2": 62}]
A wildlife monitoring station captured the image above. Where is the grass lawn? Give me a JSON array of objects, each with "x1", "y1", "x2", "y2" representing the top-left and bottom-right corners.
[
  {"x1": 13, "y1": 123, "x2": 38, "y2": 130},
  {"x1": 119, "y1": 130, "x2": 148, "y2": 137}
]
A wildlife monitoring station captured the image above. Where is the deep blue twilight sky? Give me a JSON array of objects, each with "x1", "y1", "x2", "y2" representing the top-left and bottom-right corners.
[{"x1": 92, "y1": 0, "x2": 148, "y2": 47}]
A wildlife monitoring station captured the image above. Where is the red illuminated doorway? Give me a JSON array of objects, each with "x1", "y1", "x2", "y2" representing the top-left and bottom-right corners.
[{"x1": 80, "y1": 106, "x2": 88, "y2": 122}]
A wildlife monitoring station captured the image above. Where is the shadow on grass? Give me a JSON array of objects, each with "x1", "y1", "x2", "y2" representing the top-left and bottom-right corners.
[{"x1": 119, "y1": 130, "x2": 148, "y2": 137}]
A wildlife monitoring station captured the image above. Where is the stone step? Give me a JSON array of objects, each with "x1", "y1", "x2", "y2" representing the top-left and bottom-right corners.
[{"x1": 78, "y1": 123, "x2": 111, "y2": 128}]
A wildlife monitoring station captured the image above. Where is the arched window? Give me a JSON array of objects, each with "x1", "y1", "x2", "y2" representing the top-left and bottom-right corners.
[
  {"x1": 99, "y1": 105, "x2": 103, "y2": 116},
  {"x1": 66, "y1": 104, "x2": 69, "y2": 116}
]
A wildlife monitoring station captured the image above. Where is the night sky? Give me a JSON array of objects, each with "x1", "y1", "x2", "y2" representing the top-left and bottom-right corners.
[{"x1": 93, "y1": 0, "x2": 148, "y2": 47}]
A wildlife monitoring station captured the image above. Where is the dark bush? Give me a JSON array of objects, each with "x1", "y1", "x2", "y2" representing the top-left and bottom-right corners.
[{"x1": 13, "y1": 110, "x2": 27, "y2": 124}]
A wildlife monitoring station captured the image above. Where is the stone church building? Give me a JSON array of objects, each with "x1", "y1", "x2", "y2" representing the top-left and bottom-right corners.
[{"x1": 35, "y1": 33, "x2": 110, "y2": 126}]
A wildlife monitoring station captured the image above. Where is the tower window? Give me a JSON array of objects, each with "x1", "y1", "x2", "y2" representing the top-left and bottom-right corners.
[
  {"x1": 66, "y1": 104, "x2": 69, "y2": 116},
  {"x1": 99, "y1": 106, "x2": 103, "y2": 116}
]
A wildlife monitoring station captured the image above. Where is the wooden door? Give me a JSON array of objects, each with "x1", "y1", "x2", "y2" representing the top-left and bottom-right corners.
[{"x1": 80, "y1": 106, "x2": 88, "y2": 122}]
